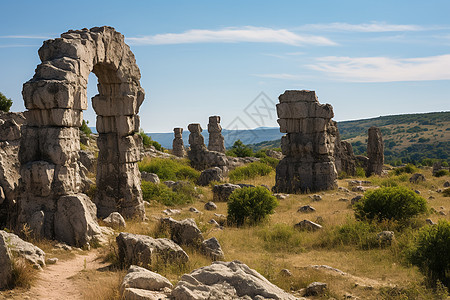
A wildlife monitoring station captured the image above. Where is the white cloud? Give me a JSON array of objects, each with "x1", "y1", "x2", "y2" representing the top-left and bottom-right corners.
[
  {"x1": 307, "y1": 54, "x2": 450, "y2": 82},
  {"x1": 297, "y1": 22, "x2": 437, "y2": 32},
  {"x1": 126, "y1": 26, "x2": 336, "y2": 46},
  {"x1": 253, "y1": 73, "x2": 303, "y2": 80}
]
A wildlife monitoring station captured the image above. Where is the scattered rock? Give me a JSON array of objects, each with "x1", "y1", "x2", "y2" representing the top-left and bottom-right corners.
[
  {"x1": 280, "y1": 269, "x2": 292, "y2": 277},
  {"x1": 409, "y1": 173, "x2": 426, "y2": 184},
  {"x1": 204, "y1": 201, "x2": 217, "y2": 211},
  {"x1": 266, "y1": 149, "x2": 284, "y2": 160},
  {"x1": 197, "y1": 167, "x2": 223, "y2": 186},
  {"x1": 425, "y1": 219, "x2": 436, "y2": 225},
  {"x1": 189, "y1": 207, "x2": 201, "y2": 214},
  {"x1": 352, "y1": 186, "x2": 366, "y2": 193},
  {"x1": 439, "y1": 211, "x2": 447, "y2": 216},
  {"x1": 338, "y1": 187, "x2": 350, "y2": 193},
  {"x1": 444, "y1": 181, "x2": 450, "y2": 188},
  {"x1": 429, "y1": 196, "x2": 435, "y2": 200},
  {"x1": 201, "y1": 237, "x2": 224, "y2": 261},
  {"x1": 123, "y1": 287, "x2": 171, "y2": 300},
  {"x1": 162, "y1": 209, "x2": 181, "y2": 216},
  {"x1": 348, "y1": 180, "x2": 372, "y2": 187},
  {"x1": 212, "y1": 183, "x2": 241, "y2": 202},
  {"x1": 171, "y1": 260, "x2": 296, "y2": 299},
  {"x1": 294, "y1": 220, "x2": 322, "y2": 231},
  {"x1": 415, "y1": 190, "x2": 421, "y2": 195},
  {"x1": 339, "y1": 198, "x2": 349, "y2": 202},
  {"x1": 141, "y1": 172, "x2": 160, "y2": 184},
  {"x1": 103, "y1": 212, "x2": 127, "y2": 229},
  {"x1": 208, "y1": 219, "x2": 220, "y2": 227},
  {"x1": 0, "y1": 230, "x2": 46, "y2": 269},
  {"x1": 79, "y1": 150, "x2": 95, "y2": 173},
  {"x1": 298, "y1": 205, "x2": 316, "y2": 213},
  {"x1": 163, "y1": 181, "x2": 176, "y2": 188},
  {"x1": 159, "y1": 218, "x2": 204, "y2": 246},
  {"x1": 117, "y1": 232, "x2": 189, "y2": 268},
  {"x1": 46, "y1": 258, "x2": 58, "y2": 264},
  {"x1": 310, "y1": 194, "x2": 322, "y2": 201},
  {"x1": 0, "y1": 233, "x2": 13, "y2": 289},
  {"x1": 121, "y1": 265, "x2": 173, "y2": 294},
  {"x1": 54, "y1": 242, "x2": 72, "y2": 251},
  {"x1": 377, "y1": 231, "x2": 395, "y2": 246},
  {"x1": 351, "y1": 195, "x2": 363, "y2": 205},
  {"x1": 305, "y1": 282, "x2": 328, "y2": 296},
  {"x1": 273, "y1": 193, "x2": 288, "y2": 200}
]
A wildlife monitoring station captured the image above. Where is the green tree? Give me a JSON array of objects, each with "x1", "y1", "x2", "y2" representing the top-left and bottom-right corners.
[
  {"x1": 227, "y1": 140, "x2": 254, "y2": 157},
  {"x1": 0, "y1": 92, "x2": 13, "y2": 112},
  {"x1": 79, "y1": 120, "x2": 92, "y2": 136}
]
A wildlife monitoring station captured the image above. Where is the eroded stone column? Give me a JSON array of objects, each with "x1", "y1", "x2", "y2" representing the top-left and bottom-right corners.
[
  {"x1": 274, "y1": 90, "x2": 338, "y2": 193},
  {"x1": 366, "y1": 126, "x2": 384, "y2": 176},
  {"x1": 172, "y1": 128, "x2": 186, "y2": 157},
  {"x1": 207, "y1": 116, "x2": 225, "y2": 153}
]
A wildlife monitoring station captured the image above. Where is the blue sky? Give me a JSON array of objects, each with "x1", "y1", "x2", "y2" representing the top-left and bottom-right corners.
[{"x1": 1, "y1": 0, "x2": 449, "y2": 133}]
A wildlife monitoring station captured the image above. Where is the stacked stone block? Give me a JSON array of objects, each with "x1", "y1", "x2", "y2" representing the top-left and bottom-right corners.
[
  {"x1": 172, "y1": 128, "x2": 186, "y2": 157},
  {"x1": 207, "y1": 116, "x2": 225, "y2": 153},
  {"x1": 18, "y1": 27, "x2": 145, "y2": 246},
  {"x1": 274, "y1": 90, "x2": 338, "y2": 193}
]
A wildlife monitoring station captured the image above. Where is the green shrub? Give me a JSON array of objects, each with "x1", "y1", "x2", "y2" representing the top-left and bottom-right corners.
[
  {"x1": 227, "y1": 186, "x2": 278, "y2": 226},
  {"x1": 393, "y1": 164, "x2": 418, "y2": 175},
  {"x1": 434, "y1": 170, "x2": 449, "y2": 177},
  {"x1": 258, "y1": 223, "x2": 303, "y2": 253},
  {"x1": 226, "y1": 140, "x2": 254, "y2": 157},
  {"x1": 355, "y1": 167, "x2": 366, "y2": 178},
  {"x1": 407, "y1": 220, "x2": 450, "y2": 288},
  {"x1": 139, "y1": 130, "x2": 163, "y2": 151},
  {"x1": 354, "y1": 186, "x2": 428, "y2": 222},
  {"x1": 79, "y1": 120, "x2": 92, "y2": 136},
  {"x1": 141, "y1": 181, "x2": 199, "y2": 206},
  {"x1": 380, "y1": 177, "x2": 399, "y2": 187},
  {"x1": 259, "y1": 156, "x2": 279, "y2": 169},
  {"x1": 443, "y1": 188, "x2": 450, "y2": 197},
  {"x1": 0, "y1": 92, "x2": 13, "y2": 112},
  {"x1": 139, "y1": 157, "x2": 200, "y2": 182},
  {"x1": 229, "y1": 162, "x2": 273, "y2": 182}
]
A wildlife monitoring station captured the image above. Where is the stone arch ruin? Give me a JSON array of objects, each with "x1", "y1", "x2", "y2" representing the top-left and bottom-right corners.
[{"x1": 18, "y1": 27, "x2": 145, "y2": 245}]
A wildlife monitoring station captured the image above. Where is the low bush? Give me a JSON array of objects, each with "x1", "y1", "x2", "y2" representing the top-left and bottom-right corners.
[
  {"x1": 79, "y1": 120, "x2": 92, "y2": 137},
  {"x1": 393, "y1": 164, "x2": 418, "y2": 175},
  {"x1": 407, "y1": 220, "x2": 450, "y2": 288},
  {"x1": 227, "y1": 186, "x2": 278, "y2": 226},
  {"x1": 139, "y1": 130, "x2": 163, "y2": 151},
  {"x1": 226, "y1": 140, "x2": 254, "y2": 157},
  {"x1": 354, "y1": 186, "x2": 428, "y2": 222},
  {"x1": 138, "y1": 157, "x2": 200, "y2": 182},
  {"x1": 259, "y1": 156, "x2": 279, "y2": 169},
  {"x1": 434, "y1": 170, "x2": 449, "y2": 177},
  {"x1": 141, "y1": 181, "x2": 200, "y2": 206},
  {"x1": 229, "y1": 162, "x2": 273, "y2": 182},
  {"x1": 355, "y1": 167, "x2": 366, "y2": 178}
]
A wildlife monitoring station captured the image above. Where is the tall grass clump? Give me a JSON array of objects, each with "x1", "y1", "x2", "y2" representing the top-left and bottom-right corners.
[
  {"x1": 354, "y1": 186, "x2": 428, "y2": 223},
  {"x1": 229, "y1": 162, "x2": 273, "y2": 182},
  {"x1": 258, "y1": 223, "x2": 303, "y2": 253},
  {"x1": 227, "y1": 186, "x2": 278, "y2": 226},
  {"x1": 141, "y1": 181, "x2": 200, "y2": 206},
  {"x1": 407, "y1": 220, "x2": 450, "y2": 288},
  {"x1": 139, "y1": 157, "x2": 200, "y2": 182}
]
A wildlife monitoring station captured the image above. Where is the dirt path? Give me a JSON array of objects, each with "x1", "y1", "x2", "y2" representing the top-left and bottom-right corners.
[{"x1": 20, "y1": 250, "x2": 106, "y2": 300}]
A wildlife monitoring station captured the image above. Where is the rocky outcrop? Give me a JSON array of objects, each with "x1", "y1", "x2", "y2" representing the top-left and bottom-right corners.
[
  {"x1": 334, "y1": 139, "x2": 357, "y2": 176},
  {"x1": 172, "y1": 128, "x2": 186, "y2": 158},
  {"x1": 197, "y1": 167, "x2": 223, "y2": 186},
  {"x1": 103, "y1": 212, "x2": 127, "y2": 229},
  {"x1": 366, "y1": 127, "x2": 384, "y2": 176},
  {"x1": 18, "y1": 26, "x2": 145, "y2": 245},
  {"x1": 187, "y1": 123, "x2": 228, "y2": 172},
  {"x1": 0, "y1": 112, "x2": 25, "y2": 228},
  {"x1": 0, "y1": 230, "x2": 46, "y2": 269},
  {"x1": 274, "y1": 90, "x2": 338, "y2": 193},
  {"x1": 410, "y1": 173, "x2": 426, "y2": 184},
  {"x1": 159, "y1": 218, "x2": 204, "y2": 247},
  {"x1": 0, "y1": 233, "x2": 13, "y2": 289},
  {"x1": 212, "y1": 183, "x2": 241, "y2": 202},
  {"x1": 171, "y1": 260, "x2": 296, "y2": 300},
  {"x1": 207, "y1": 116, "x2": 225, "y2": 153},
  {"x1": 117, "y1": 232, "x2": 189, "y2": 268},
  {"x1": 78, "y1": 150, "x2": 95, "y2": 173}
]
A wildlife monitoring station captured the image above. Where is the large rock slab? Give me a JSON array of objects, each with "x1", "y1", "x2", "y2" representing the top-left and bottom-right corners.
[
  {"x1": 171, "y1": 260, "x2": 296, "y2": 299},
  {"x1": 54, "y1": 193, "x2": 102, "y2": 247},
  {"x1": 197, "y1": 167, "x2": 223, "y2": 186},
  {"x1": 0, "y1": 230, "x2": 46, "y2": 269},
  {"x1": 117, "y1": 232, "x2": 189, "y2": 268},
  {"x1": 121, "y1": 265, "x2": 173, "y2": 293}
]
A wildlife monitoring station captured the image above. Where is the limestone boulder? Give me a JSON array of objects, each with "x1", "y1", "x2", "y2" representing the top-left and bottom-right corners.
[
  {"x1": 121, "y1": 265, "x2": 173, "y2": 294},
  {"x1": 159, "y1": 218, "x2": 204, "y2": 246},
  {"x1": 201, "y1": 237, "x2": 224, "y2": 261},
  {"x1": 212, "y1": 183, "x2": 241, "y2": 202},
  {"x1": 0, "y1": 233, "x2": 13, "y2": 289},
  {"x1": 305, "y1": 282, "x2": 328, "y2": 296},
  {"x1": 123, "y1": 287, "x2": 171, "y2": 300},
  {"x1": 298, "y1": 205, "x2": 316, "y2": 213},
  {"x1": 141, "y1": 172, "x2": 160, "y2": 184},
  {"x1": 171, "y1": 260, "x2": 296, "y2": 300},
  {"x1": 197, "y1": 167, "x2": 223, "y2": 186},
  {"x1": 117, "y1": 232, "x2": 189, "y2": 268},
  {"x1": 0, "y1": 230, "x2": 46, "y2": 269},
  {"x1": 409, "y1": 173, "x2": 426, "y2": 184},
  {"x1": 103, "y1": 212, "x2": 127, "y2": 229},
  {"x1": 265, "y1": 149, "x2": 284, "y2": 160},
  {"x1": 204, "y1": 201, "x2": 217, "y2": 211},
  {"x1": 54, "y1": 193, "x2": 102, "y2": 247},
  {"x1": 294, "y1": 220, "x2": 322, "y2": 232}
]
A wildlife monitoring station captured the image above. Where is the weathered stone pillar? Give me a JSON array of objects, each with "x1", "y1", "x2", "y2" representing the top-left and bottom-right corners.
[
  {"x1": 187, "y1": 123, "x2": 228, "y2": 171},
  {"x1": 172, "y1": 128, "x2": 186, "y2": 157},
  {"x1": 207, "y1": 116, "x2": 225, "y2": 153},
  {"x1": 274, "y1": 90, "x2": 338, "y2": 193},
  {"x1": 366, "y1": 126, "x2": 384, "y2": 176},
  {"x1": 18, "y1": 27, "x2": 145, "y2": 246}
]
